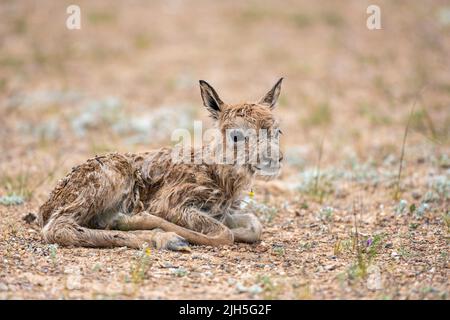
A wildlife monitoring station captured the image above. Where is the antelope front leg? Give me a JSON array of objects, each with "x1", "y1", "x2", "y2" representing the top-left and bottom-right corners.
[
  {"x1": 224, "y1": 212, "x2": 262, "y2": 243},
  {"x1": 42, "y1": 215, "x2": 189, "y2": 251},
  {"x1": 168, "y1": 208, "x2": 234, "y2": 246}
]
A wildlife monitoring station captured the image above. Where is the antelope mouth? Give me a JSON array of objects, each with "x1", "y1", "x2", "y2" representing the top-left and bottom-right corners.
[{"x1": 253, "y1": 164, "x2": 281, "y2": 177}]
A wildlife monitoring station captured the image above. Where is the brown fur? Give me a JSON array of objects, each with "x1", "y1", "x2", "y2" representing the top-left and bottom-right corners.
[{"x1": 38, "y1": 79, "x2": 284, "y2": 250}]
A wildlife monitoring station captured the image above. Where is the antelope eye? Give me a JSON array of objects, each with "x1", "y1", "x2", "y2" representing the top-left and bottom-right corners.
[{"x1": 229, "y1": 129, "x2": 245, "y2": 143}]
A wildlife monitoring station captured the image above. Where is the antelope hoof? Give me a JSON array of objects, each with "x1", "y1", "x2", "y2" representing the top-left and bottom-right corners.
[
  {"x1": 167, "y1": 238, "x2": 191, "y2": 252},
  {"x1": 155, "y1": 232, "x2": 191, "y2": 252}
]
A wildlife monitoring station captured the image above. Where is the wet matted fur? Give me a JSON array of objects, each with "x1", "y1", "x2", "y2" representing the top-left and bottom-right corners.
[{"x1": 38, "y1": 79, "x2": 284, "y2": 251}]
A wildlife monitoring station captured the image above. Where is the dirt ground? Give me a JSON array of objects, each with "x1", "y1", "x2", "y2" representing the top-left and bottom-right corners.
[{"x1": 0, "y1": 0, "x2": 449, "y2": 299}]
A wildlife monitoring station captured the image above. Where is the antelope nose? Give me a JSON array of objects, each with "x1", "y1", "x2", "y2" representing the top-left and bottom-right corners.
[
  {"x1": 279, "y1": 152, "x2": 284, "y2": 162},
  {"x1": 263, "y1": 160, "x2": 271, "y2": 167}
]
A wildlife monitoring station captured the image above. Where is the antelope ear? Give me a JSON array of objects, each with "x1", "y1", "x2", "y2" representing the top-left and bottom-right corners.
[
  {"x1": 258, "y1": 78, "x2": 283, "y2": 109},
  {"x1": 199, "y1": 80, "x2": 224, "y2": 120}
]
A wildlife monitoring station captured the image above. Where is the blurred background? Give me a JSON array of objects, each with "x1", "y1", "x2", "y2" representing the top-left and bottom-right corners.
[
  {"x1": 0, "y1": 0, "x2": 449, "y2": 187},
  {"x1": 0, "y1": 0, "x2": 449, "y2": 299}
]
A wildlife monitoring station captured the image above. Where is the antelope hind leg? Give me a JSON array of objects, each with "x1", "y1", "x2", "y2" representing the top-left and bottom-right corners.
[{"x1": 224, "y1": 213, "x2": 262, "y2": 243}]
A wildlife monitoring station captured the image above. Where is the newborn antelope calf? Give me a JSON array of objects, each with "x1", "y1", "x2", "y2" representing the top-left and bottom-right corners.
[{"x1": 38, "y1": 79, "x2": 284, "y2": 251}]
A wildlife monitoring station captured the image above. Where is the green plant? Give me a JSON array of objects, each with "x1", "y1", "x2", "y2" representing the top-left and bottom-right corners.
[
  {"x1": 92, "y1": 263, "x2": 102, "y2": 272},
  {"x1": 258, "y1": 275, "x2": 274, "y2": 290},
  {"x1": 318, "y1": 206, "x2": 334, "y2": 222},
  {"x1": 299, "y1": 241, "x2": 314, "y2": 253},
  {"x1": 134, "y1": 33, "x2": 152, "y2": 50},
  {"x1": 344, "y1": 201, "x2": 385, "y2": 281},
  {"x1": 272, "y1": 245, "x2": 285, "y2": 256},
  {"x1": 1, "y1": 159, "x2": 61, "y2": 205},
  {"x1": 358, "y1": 102, "x2": 392, "y2": 126},
  {"x1": 0, "y1": 171, "x2": 32, "y2": 202},
  {"x1": 365, "y1": 233, "x2": 385, "y2": 260},
  {"x1": 302, "y1": 138, "x2": 334, "y2": 204},
  {"x1": 396, "y1": 199, "x2": 408, "y2": 215},
  {"x1": 290, "y1": 13, "x2": 313, "y2": 28},
  {"x1": 171, "y1": 267, "x2": 188, "y2": 277},
  {"x1": 87, "y1": 11, "x2": 117, "y2": 25},
  {"x1": 0, "y1": 194, "x2": 24, "y2": 206},
  {"x1": 398, "y1": 246, "x2": 412, "y2": 259},
  {"x1": 257, "y1": 275, "x2": 282, "y2": 300},
  {"x1": 442, "y1": 212, "x2": 450, "y2": 233},
  {"x1": 129, "y1": 246, "x2": 152, "y2": 284},
  {"x1": 306, "y1": 102, "x2": 332, "y2": 127},
  {"x1": 298, "y1": 170, "x2": 334, "y2": 204},
  {"x1": 49, "y1": 244, "x2": 58, "y2": 266},
  {"x1": 321, "y1": 11, "x2": 345, "y2": 27},
  {"x1": 244, "y1": 198, "x2": 278, "y2": 223},
  {"x1": 410, "y1": 108, "x2": 438, "y2": 141},
  {"x1": 409, "y1": 222, "x2": 419, "y2": 230}
]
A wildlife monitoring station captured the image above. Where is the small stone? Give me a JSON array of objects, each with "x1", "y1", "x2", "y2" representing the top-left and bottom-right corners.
[
  {"x1": 235, "y1": 283, "x2": 262, "y2": 294},
  {"x1": 411, "y1": 191, "x2": 422, "y2": 200},
  {"x1": 325, "y1": 264, "x2": 336, "y2": 271},
  {"x1": 122, "y1": 283, "x2": 135, "y2": 295},
  {"x1": 204, "y1": 271, "x2": 213, "y2": 277},
  {"x1": 24, "y1": 273, "x2": 46, "y2": 286},
  {"x1": 64, "y1": 266, "x2": 81, "y2": 274},
  {"x1": 0, "y1": 283, "x2": 8, "y2": 291},
  {"x1": 367, "y1": 265, "x2": 383, "y2": 290},
  {"x1": 248, "y1": 284, "x2": 263, "y2": 294},
  {"x1": 160, "y1": 262, "x2": 175, "y2": 268},
  {"x1": 66, "y1": 275, "x2": 82, "y2": 290},
  {"x1": 384, "y1": 243, "x2": 393, "y2": 249},
  {"x1": 23, "y1": 213, "x2": 37, "y2": 224}
]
